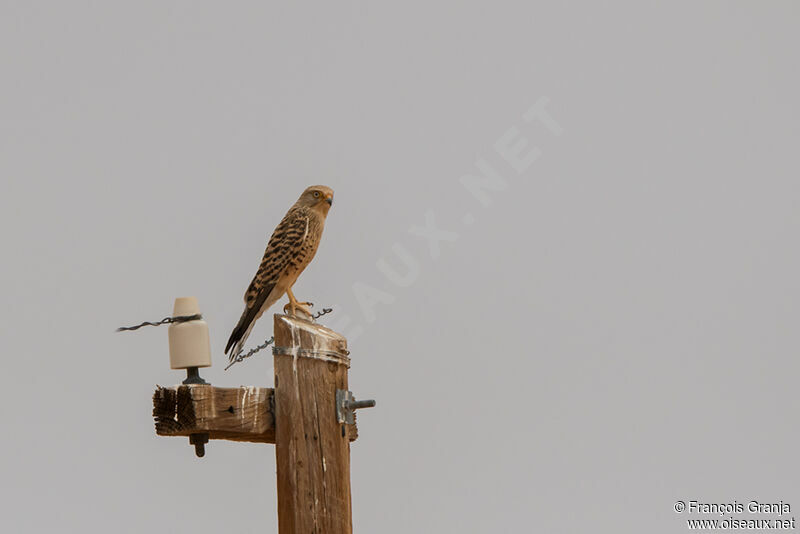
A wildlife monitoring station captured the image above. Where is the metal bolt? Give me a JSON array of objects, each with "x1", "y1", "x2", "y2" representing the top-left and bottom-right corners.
[
  {"x1": 347, "y1": 399, "x2": 376, "y2": 410},
  {"x1": 189, "y1": 433, "x2": 209, "y2": 457}
]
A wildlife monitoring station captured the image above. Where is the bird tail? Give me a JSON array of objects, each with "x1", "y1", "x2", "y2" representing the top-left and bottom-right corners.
[
  {"x1": 226, "y1": 283, "x2": 278, "y2": 362},
  {"x1": 225, "y1": 309, "x2": 256, "y2": 362}
]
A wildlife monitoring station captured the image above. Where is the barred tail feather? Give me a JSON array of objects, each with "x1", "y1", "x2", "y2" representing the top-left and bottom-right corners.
[
  {"x1": 225, "y1": 283, "x2": 277, "y2": 362},
  {"x1": 225, "y1": 310, "x2": 254, "y2": 362}
]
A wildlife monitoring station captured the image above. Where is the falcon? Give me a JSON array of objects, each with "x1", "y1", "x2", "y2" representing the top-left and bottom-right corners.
[{"x1": 225, "y1": 185, "x2": 334, "y2": 361}]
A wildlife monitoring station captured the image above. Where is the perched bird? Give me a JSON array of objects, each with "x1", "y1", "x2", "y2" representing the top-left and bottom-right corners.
[{"x1": 225, "y1": 185, "x2": 334, "y2": 361}]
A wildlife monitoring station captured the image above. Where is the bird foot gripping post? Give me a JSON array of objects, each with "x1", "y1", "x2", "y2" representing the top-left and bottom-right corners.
[{"x1": 151, "y1": 297, "x2": 375, "y2": 533}]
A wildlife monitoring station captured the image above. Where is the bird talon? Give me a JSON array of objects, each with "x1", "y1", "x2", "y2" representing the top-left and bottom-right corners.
[{"x1": 284, "y1": 298, "x2": 314, "y2": 319}]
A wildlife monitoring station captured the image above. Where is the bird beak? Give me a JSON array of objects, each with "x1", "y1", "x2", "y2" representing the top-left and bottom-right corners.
[{"x1": 325, "y1": 195, "x2": 333, "y2": 206}]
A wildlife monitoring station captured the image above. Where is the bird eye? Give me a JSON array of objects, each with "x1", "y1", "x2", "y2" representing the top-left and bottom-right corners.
[{"x1": 313, "y1": 191, "x2": 320, "y2": 198}]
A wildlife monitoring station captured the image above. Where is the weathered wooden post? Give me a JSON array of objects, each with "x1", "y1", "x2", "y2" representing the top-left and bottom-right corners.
[{"x1": 273, "y1": 313, "x2": 355, "y2": 533}]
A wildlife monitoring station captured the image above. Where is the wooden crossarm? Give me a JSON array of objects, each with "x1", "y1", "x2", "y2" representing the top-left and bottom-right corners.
[
  {"x1": 152, "y1": 383, "x2": 359, "y2": 443},
  {"x1": 153, "y1": 384, "x2": 276, "y2": 443}
]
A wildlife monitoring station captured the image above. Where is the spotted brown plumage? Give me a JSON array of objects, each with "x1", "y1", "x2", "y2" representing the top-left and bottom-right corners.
[{"x1": 226, "y1": 185, "x2": 333, "y2": 361}]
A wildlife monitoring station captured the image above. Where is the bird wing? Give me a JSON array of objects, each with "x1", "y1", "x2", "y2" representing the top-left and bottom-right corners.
[{"x1": 225, "y1": 208, "x2": 311, "y2": 359}]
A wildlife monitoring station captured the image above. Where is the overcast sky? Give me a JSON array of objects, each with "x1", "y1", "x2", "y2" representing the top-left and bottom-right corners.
[{"x1": 2, "y1": 2, "x2": 799, "y2": 533}]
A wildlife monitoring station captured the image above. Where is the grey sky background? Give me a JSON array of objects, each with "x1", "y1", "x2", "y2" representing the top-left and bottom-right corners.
[{"x1": 2, "y1": 2, "x2": 799, "y2": 533}]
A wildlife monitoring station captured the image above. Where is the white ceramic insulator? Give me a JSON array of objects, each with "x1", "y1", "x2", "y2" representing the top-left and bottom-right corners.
[{"x1": 168, "y1": 296, "x2": 212, "y2": 369}]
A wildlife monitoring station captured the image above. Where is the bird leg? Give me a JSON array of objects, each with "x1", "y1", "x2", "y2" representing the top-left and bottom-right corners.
[{"x1": 284, "y1": 287, "x2": 313, "y2": 318}]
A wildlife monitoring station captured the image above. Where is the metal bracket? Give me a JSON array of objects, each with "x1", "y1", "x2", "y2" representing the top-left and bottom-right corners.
[{"x1": 336, "y1": 389, "x2": 376, "y2": 424}]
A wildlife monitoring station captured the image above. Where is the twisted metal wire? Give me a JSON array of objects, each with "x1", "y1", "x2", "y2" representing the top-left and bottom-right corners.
[
  {"x1": 312, "y1": 307, "x2": 334, "y2": 320},
  {"x1": 224, "y1": 307, "x2": 333, "y2": 371},
  {"x1": 116, "y1": 314, "x2": 202, "y2": 332},
  {"x1": 224, "y1": 336, "x2": 275, "y2": 371}
]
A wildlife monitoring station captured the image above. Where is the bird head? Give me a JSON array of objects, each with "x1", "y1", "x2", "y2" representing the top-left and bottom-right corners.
[{"x1": 298, "y1": 185, "x2": 334, "y2": 215}]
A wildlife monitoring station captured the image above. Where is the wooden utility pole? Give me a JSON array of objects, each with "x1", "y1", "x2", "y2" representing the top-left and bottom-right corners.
[
  {"x1": 152, "y1": 313, "x2": 373, "y2": 534},
  {"x1": 273, "y1": 314, "x2": 354, "y2": 533}
]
